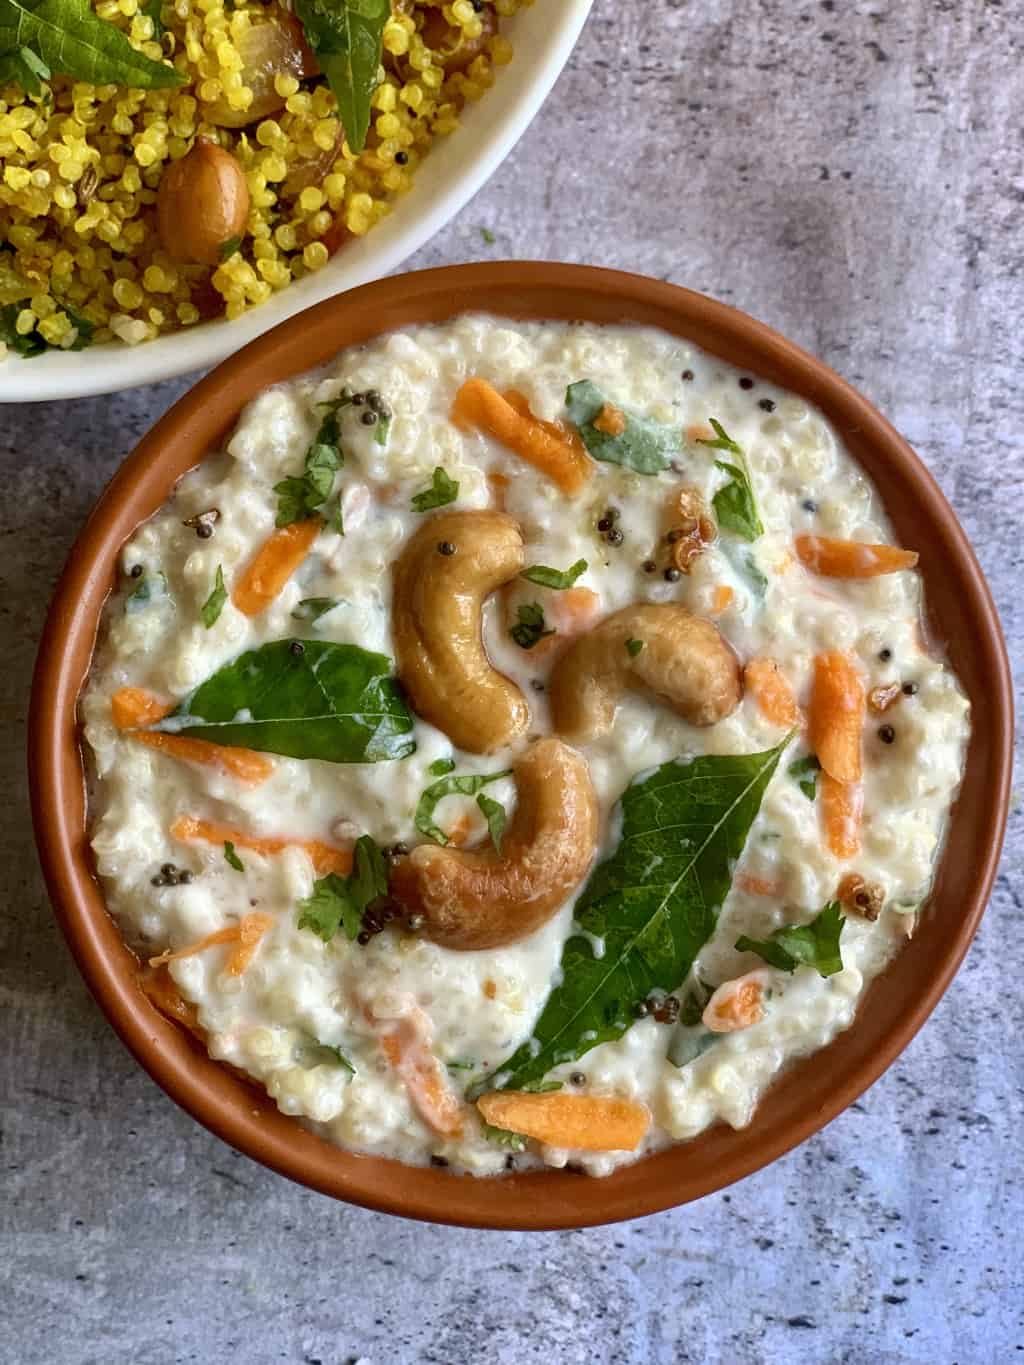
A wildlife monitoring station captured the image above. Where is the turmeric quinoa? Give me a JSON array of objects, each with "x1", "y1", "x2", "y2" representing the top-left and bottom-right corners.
[{"x1": 0, "y1": 0, "x2": 522, "y2": 356}]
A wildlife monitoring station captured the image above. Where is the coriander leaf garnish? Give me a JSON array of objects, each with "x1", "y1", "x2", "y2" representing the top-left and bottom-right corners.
[
  {"x1": 565, "y1": 379, "x2": 682, "y2": 475},
  {"x1": 520, "y1": 559, "x2": 587, "y2": 590},
  {"x1": 125, "y1": 570, "x2": 166, "y2": 612},
  {"x1": 476, "y1": 792, "x2": 506, "y2": 853},
  {"x1": 428, "y1": 757, "x2": 456, "y2": 777},
  {"x1": 219, "y1": 235, "x2": 242, "y2": 261},
  {"x1": 788, "y1": 754, "x2": 821, "y2": 801},
  {"x1": 316, "y1": 1041, "x2": 356, "y2": 1073},
  {"x1": 696, "y1": 420, "x2": 764, "y2": 542},
  {"x1": 0, "y1": 0, "x2": 185, "y2": 91},
  {"x1": 274, "y1": 398, "x2": 350, "y2": 527},
  {"x1": 735, "y1": 901, "x2": 845, "y2": 977},
  {"x1": 157, "y1": 639, "x2": 415, "y2": 764},
  {"x1": 374, "y1": 413, "x2": 391, "y2": 447},
  {"x1": 509, "y1": 602, "x2": 553, "y2": 650},
  {"x1": 292, "y1": 596, "x2": 340, "y2": 623},
  {"x1": 292, "y1": 0, "x2": 389, "y2": 153},
  {"x1": 200, "y1": 564, "x2": 227, "y2": 628},
  {"x1": 475, "y1": 738, "x2": 791, "y2": 1094},
  {"x1": 411, "y1": 465, "x2": 459, "y2": 512},
  {"x1": 481, "y1": 1121, "x2": 526, "y2": 1152},
  {"x1": 625, "y1": 637, "x2": 644, "y2": 657},
  {"x1": 678, "y1": 976, "x2": 715, "y2": 1027},
  {"x1": 223, "y1": 840, "x2": 244, "y2": 872},
  {"x1": 298, "y1": 834, "x2": 388, "y2": 943},
  {"x1": 0, "y1": 299, "x2": 93, "y2": 356},
  {"x1": 479, "y1": 226, "x2": 496, "y2": 245},
  {"x1": 414, "y1": 768, "x2": 512, "y2": 845},
  {"x1": 694, "y1": 418, "x2": 743, "y2": 456}
]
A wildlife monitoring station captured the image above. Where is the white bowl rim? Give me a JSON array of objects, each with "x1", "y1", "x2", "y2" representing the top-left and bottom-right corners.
[{"x1": 0, "y1": 0, "x2": 593, "y2": 404}]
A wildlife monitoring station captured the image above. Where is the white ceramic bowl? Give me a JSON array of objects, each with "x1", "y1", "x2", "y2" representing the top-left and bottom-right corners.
[{"x1": 0, "y1": 0, "x2": 592, "y2": 404}]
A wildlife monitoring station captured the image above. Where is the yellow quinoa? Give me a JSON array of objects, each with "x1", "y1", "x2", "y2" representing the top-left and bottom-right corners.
[{"x1": 0, "y1": 1, "x2": 524, "y2": 351}]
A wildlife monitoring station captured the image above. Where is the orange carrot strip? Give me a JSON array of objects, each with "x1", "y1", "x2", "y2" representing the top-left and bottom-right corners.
[
  {"x1": 148, "y1": 912, "x2": 273, "y2": 976},
  {"x1": 379, "y1": 1014, "x2": 464, "y2": 1137},
  {"x1": 820, "y1": 774, "x2": 862, "y2": 858},
  {"x1": 710, "y1": 584, "x2": 734, "y2": 615},
  {"x1": 735, "y1": 874, "x2": 783, "y2": 898},
  {"x1": 476, "y1": 1092, "x2": 650, "y2": 1152},
  {"x1": 744, "y1": 656, "x2": 803, "y2": 728},
  {"x1": 171, "y1": 815, "x2": 353, "y2": 877},
  {"x1": 112, "y1": 687, "x2": 173, "y2": 730},
  {"x1": 808, "y1": 650, "x2": 865, "y2": 783},
  {"x1": 130, "y1": 731, "x2": 274, "y2": 785},
  {"x1": 452, "y1": 378, "x2": 592, "y2": 495},
  {"x1": 139, "y1": 964, "x2": 203, "y2": 1037},
  {"x1": 148, "y1": 925, "x2": 242, "y2": 968},
  {"x1": 795, "y1": 534, "x2": 919, "y2": 579},
  {"x1": 233, "y1": 517, "x2": 323, "y2": 616},
  {"x1": 224, "y1": 912, "x2": 274, "y2": 976},
  {"x1": 702, "y1": 972, "x2": 768, "y2": 1033}
]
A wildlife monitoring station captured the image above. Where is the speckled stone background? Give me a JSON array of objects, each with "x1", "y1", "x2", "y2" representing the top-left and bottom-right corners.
[{"x1": 3, "y1": 1, "x2": 1022, "y2": 1361}]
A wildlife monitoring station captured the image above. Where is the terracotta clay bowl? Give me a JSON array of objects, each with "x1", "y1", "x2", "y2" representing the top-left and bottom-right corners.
[{"x1": 29, "y1": 263, "x2": 1013, "y2": 1230}]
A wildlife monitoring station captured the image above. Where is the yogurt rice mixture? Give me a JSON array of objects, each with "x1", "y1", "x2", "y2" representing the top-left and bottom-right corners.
[{"x1": 83, "y1": 317, "x2": 969, "y2": 1176}]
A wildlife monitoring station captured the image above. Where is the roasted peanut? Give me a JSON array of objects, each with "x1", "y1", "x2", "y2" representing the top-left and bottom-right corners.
[
  {"x1": 392, "y1": 509, "x2": 530, "y2": 754},
  {"x1": 389, "y1": 738, "x2": 598, "y2": 951},
  {"x1": 548, "y1": 604, "x2": 742, "y2": 743},
  {"x1": 156, "y1": 139, "x2": 250, "y2": 266}
]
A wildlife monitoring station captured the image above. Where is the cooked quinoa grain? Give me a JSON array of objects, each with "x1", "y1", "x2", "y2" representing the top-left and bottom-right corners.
[{"x1": 0, "y1": 1, "x2": 524, "y2": 352}]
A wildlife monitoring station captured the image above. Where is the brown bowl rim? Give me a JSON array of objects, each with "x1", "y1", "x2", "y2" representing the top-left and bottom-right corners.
[{"x1": 28, "y1": 263, "x2": 1013, "y2": 1230}]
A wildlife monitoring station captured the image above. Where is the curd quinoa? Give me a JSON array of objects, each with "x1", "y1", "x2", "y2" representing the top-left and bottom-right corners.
[{"x1": 82, "y1": 316, "x2": 969, "y2": 1177}]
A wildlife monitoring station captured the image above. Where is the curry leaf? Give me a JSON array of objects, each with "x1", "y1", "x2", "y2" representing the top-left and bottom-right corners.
[
  {"x1": 520, "y1": 559, "x2": 587, "y2": 590},
  {"x1": 565, "y1": 379, "x2": 681, "y2": 475},
  {"x1": 157, "y1": 639, "x2": 415, "y2": 763},
  {"x1": 478, "y1": 737, "x2": 791, "y2": 1093},
  {"x1": 415, "y1": 768, "x2": 511, "y2": 845},
  {"x1": 736, "y1": 901, "x2": 845, "y2": 977},
  {"x1": 292, "y1": 0, "x2": 388, "y2": 154},
  {"x1": 0, "y1": 0, "x2": 185, "y2": 89}
]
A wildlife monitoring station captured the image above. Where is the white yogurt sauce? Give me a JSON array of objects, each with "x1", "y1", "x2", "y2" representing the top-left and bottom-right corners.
[{"x1": 82, "y1": 317, "x2": 969, "y2": 1177}]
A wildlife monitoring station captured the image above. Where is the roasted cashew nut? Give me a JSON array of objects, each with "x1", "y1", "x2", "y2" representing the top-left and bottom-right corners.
[
  {"x1": 392, "y1": 510, "x2": 530, "y2": 754},
  {"x1": 548, "y1": 603, "x2": 742, "y2": 743},
  {"x1": 390, "y1": 737, "x2": 598, "y2": 951}
]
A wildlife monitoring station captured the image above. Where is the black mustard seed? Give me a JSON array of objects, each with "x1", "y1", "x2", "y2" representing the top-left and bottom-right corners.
[
  {"x1": 438, "y1": 541, "x2": 456, "y2": 555},
  {"x1": 759, "y1": 398, "x2": 776, "y2": 413},
  {"x1": 664, "y1": 567, "x2": 681, "y2": 582},
  {"x1": 129, "y1": 563, "x2": 144, "y2": 578},
  {"x1": 290, "y1": 640, "x2": 305, "y2": 656},
  {"x1": 739, "y1": 377, "x2": 755, "y2": 390},
  {"x1": 878, "y1": 725, "x2": 896, "y2": 744}
]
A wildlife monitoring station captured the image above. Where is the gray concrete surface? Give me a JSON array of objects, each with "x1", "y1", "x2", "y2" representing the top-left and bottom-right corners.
[{"x1": 3, "y1": 1, "x2": 1022, "y2": 1361}]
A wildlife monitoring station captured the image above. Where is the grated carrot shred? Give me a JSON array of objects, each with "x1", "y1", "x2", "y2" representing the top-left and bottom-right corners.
[
  {"x1": 171, "y1": 815, "x2": 353, "y2": 877},
  {"x1": 148, "y1": 911, "x2": 274, "y2": 975}
]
